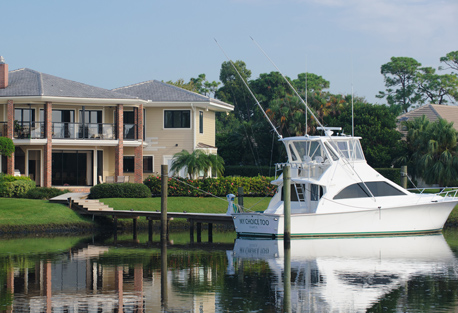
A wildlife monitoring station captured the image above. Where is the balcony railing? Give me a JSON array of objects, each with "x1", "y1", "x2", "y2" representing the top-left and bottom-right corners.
[
  {"x1": 52, "y1": 123, "x2": 117, "y2": 140},
  {"x1": 3, "y1": 121, "x2": 140, "y2": 140},
  {"x1": 13, "y1": 121, "x2": 45, "y2": 139}
]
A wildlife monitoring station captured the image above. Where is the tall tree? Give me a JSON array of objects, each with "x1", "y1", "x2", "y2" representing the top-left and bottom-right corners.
[
  {"x1": 377, "y1": 57, "x2": 422, "y2": 113},
  {"x1": 324, "y1": 100, "x2": 402, "y2": 168},
  {"x1": 440, "y1": 50, "x2": 458, "y2": 72},
  {"x1": 215, "y1": 60, "x2": 253, "y2": 121},
  {"x1": 415, "y1": 67, "x2": 458, "y2": 104}
]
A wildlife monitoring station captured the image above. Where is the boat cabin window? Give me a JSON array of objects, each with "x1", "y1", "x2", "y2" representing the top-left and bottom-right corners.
[
  {"x1": 333, "y1": 181, "x2": 406, "y2": 200},
  {"x1": 288, "y1": 141, "x2": 330, "y2": 164},
  {"x1": 328, "y1": 139, "x2": 365, "y2": 162},
  {"x1": 324, "y1": 142, "x2": 339, "y2": 161}
]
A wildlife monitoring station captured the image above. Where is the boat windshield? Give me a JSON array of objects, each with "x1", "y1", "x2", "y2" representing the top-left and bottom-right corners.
[
  {"x1": 288, "y1": 140, "x2": 330, "y2": 164},
  {"x1": 328, "y1": 138, "x2": 365, "y2": 162}
]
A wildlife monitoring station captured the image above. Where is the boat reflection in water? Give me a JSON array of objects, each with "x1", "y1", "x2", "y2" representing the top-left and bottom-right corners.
[{"x1": 230, "y1": 234, "x2": 457, "y2": 312}]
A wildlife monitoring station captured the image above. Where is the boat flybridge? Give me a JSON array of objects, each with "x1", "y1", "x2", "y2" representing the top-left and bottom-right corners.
[{"x1": 227, "y1": 128, "x2": 458, "y2": 237}]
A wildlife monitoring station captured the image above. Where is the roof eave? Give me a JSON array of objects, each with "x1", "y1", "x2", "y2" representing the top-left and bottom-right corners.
[
  {"x1": 144, "y1": 100, "x2": 234, "y2": 112},
  {"x1": 0, "y1": 96, "x2": 146, "y2": 106}
]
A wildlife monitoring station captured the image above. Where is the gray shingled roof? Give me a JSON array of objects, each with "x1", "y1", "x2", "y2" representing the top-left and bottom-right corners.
[
  {"x1": 398, "y1": 104, "x2": 458, "y2": 132},
  {"x1": 0, "y1": 68, "x2": 138, "y2": 99},
  {"x1": 113, "y1": 80, "x2": 231, "y2": 106}
]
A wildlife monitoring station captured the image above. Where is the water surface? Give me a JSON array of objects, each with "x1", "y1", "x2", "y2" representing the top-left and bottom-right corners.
[{"x1": 1, "y1": 229, "x2": 458, "y2": 312}]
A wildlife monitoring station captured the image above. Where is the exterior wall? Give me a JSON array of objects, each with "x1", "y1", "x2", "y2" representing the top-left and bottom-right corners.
[
  {"x1": 143, "y1": 107, "x2": 194, "y2": 174},
  {"x1": 195, "y1": 109, "x2": 216, "y2": 146}
]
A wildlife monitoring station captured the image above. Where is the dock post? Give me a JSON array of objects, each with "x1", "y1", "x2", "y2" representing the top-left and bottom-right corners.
[
  {"x1": 148, "y1": 217, "x2": 153, "y2": 243},
  {"x1": 208, "y1": 223, "x2": 213, "y2": 243},
  {"x1": 133, "y1": 217, "x2": 138, "y2": 241},
  {"x1": 161, "y1": 164, "x2": 168, "y2": 243},
  {"x1": 189, "y1": 220, "x2": 194, "y2": 243},
  {"x1": 401, "y1": 165, "x2": 408, "y2": 189},
  {"x1": 283, "y1": 166, "x2": 291, "y2": 241},
  {"x1": 237, "y1": 187, "x2": 244, "y2": 208},
  {"x1": 113, "y1": 216, "x2": 118, "y2": 241},
  {"x1": 197, "y1": 222, "x2": 202, "y2": 242}
]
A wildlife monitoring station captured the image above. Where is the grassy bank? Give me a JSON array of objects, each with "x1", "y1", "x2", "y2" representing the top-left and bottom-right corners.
[
  {"x1": 100, "y1": 196, "x2": 271, "y2": 213},
  {"x1": 0, "y1": 198, "x2": 95, "y2": 233}
]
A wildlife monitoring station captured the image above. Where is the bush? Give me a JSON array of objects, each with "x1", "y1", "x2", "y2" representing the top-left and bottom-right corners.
[
  {"x1": 25, "y1": 187, "x2": 68, "y2": 200},
  {"x1": 1, "y1": 180, "x2": 36, "y2": 198},
  {"x1": 89, "y1": 183, "x2": 151, "y2": 199},
  {"x1": 375, "y1": 168, "x2": 402, "y2": 186},
  {"x1": 143, "y1": 175, "x2": 276, "y2": 197},
  {"x1": 224, "y1": 166, "x2": 276, "y2": 177}
]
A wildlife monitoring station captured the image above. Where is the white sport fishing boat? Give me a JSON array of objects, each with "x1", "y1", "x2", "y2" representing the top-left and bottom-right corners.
[{"x1": 227, "y1": 127, "x2": 458, "y2": 237}]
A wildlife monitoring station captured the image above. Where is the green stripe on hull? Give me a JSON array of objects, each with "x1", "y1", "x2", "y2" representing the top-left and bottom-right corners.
[{"x1": 237, "y1": 228, "x2": 443, "y2": 239}]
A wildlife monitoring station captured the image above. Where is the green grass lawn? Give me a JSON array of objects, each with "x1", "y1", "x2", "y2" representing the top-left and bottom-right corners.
[
  {"x1": 0, "y1": 198, "x2": 94, "y2": 227},
  {"x1": 100, "y1": 196, "x2": 272, "y2": 213}
]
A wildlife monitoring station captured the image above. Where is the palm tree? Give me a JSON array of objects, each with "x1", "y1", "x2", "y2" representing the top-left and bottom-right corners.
[
  {"x1": 170, "y1": 149, "x2": 225, "y2": 179},
  {"x1": 405, "y1": 117, "x2": 458, "y2": 186}
]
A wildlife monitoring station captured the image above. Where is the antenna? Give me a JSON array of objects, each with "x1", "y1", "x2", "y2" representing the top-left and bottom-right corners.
[
  {"x1": 305, "y1": 56, "x2": 308, "y2": 136},
  {"x1": 214, "y1": 39, "x2": 282, "y2": 139},
  {"x1": 351, "y1": 54, "x2": 354, "y2": 137}
]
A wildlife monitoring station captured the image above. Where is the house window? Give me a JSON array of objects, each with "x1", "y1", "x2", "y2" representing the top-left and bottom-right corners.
[
  {"x1": 15, "y1": 108, "x2": 35, "y2": 123},
  {"x1": 123, "y1": 156, "x2": 135, "y2": 173},
  {"x1": 143, "y1": 156, "x2": 153, "y2": 173},
  {"x1": 199, "y1": 111, "x2": 203, "y2": 134},
  {"x1": 164, "y1": 110, "x2": 190, "y2": 128}
]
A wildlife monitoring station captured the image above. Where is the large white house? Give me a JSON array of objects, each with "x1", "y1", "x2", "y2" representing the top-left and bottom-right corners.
[{"x1": 0, "y1": 57, "x2": 233, "y2": 191}]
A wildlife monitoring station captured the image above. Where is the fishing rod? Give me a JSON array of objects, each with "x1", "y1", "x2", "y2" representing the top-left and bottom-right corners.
[
  {"x1": 214, "y1": 38, "x2": 282, "y2": 140},
  {"x1": 249, "y1": 36, "x2": 326, "y2": 132},
  {"x1": 249, "y1": 37, "x2": 376, "y2": 201}
]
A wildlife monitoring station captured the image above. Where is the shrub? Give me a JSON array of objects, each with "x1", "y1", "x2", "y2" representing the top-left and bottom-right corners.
[
  {"x1": 375, "y1": 168, "x2": 402, "y2": 186},
  {"x1": 25, "y1": 187, "x2": 68, "y2": 200},
  {"x1": 89, "y1": 183, "x2": 151, "y2": 199},
  {"x1": 143, "y1": 175, "x2": 276, "y2": 197},
  {"x1": 1, "y1": 180, "x2": 36, "y2": 198},
  {"x1": 224, "y1": 166, "x2": 276, "y2": 177}
]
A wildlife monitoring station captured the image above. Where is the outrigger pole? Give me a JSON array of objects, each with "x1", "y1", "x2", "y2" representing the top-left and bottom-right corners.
[
  {"x1": 249, "y1": 36, "x2": 327, "y2": 132},
  {"x1": 214, "y1": 38, "x2": 282, "y2": 140},
  {"x1": 249, "y1": 37, "x2": 376, "y2": 202}
]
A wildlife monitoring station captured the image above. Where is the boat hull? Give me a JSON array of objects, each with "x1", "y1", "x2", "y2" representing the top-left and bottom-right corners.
[{"x1": 232, "y1": 201, "x2": 457, "y2": 237}]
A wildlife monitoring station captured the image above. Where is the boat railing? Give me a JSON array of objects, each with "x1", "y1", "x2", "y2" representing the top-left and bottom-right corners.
[
  {"x1": 275, "y1": 162, "x2": 329, "y2": 180},
  {"x1": 408, "y1": 187, "x2": 458, "y2": 200}
]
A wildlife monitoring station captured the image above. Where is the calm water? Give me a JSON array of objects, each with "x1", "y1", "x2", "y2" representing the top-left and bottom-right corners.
[{"x1": 1, "y1": 229, "x2": 458, "y2": 313}]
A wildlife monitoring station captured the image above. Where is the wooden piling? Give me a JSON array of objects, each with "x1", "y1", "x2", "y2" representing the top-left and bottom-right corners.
[
  {"x1": 401, "y1": 165, "x2": 408, "y2": 189},
  {"x1": 208, "y1": 223, "x2": 213, "y2": 243},
  {"x1": 283, "y1": 166, "x2": 291, "y2": 241},
  {"x1": 161, "y1": 164, "x2": 168, "y2": 243},
  {"x1": 238, "y1": 187, "x2": 244, "y2": 208}
]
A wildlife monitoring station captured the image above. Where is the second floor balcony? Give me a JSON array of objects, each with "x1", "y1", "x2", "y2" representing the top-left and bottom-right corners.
[{"x1": 3, "y1": 122, "x2": 141, "y2": 140}]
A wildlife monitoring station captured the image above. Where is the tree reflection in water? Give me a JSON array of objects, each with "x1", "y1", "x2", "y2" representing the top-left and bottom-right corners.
[{"x1": 0, "y1": 231, "x2": 458, "y2": 312}]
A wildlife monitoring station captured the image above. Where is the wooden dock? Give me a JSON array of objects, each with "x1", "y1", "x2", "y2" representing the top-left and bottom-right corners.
[{"x1": 65, "y1": 196, "x2": 233, "y2": 242}]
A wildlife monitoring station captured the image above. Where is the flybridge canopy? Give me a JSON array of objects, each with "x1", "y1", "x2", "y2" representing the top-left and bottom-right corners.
[{"x1": 283, "y1": 136, "x2": 365, "y2": 164}]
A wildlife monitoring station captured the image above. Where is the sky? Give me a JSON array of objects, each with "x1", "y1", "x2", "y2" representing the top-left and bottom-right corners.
[{"x1": 2, "y1": 0, "x2": 457, "y2": 105}]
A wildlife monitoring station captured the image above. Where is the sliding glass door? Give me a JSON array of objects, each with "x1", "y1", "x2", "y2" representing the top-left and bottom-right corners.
[{"x1": 52, "y1": 150, "x2": 93, "y2": 186}]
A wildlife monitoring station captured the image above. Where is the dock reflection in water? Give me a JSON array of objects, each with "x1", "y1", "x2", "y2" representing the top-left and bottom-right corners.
[
  {"x1": 1, "y1": 232, "x2": 458, "y2": 312},
  {"x1": 231, "y1": 234, "x2": 458, "y2": 312}
]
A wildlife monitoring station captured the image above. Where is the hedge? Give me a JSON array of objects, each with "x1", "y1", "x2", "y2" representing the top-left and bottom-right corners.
[
  {"x1": 89, "y1": 183, "x2": 151, "y2": 199},
  {"x1": 375, "y1": 168, "x2": 402, "y2": 186},
  {"x1": 1, "y1": 180, "x2": 36, "y2": 198},
  {"x1": 224, "y1": 166, "x2": 276, "y2": 177},
  {"x1": 25, "y1": 187, "x2": 69, "y2": 200},
  {"x1": 144, "y1": 175, "x2": 276, "y2": 197}
]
